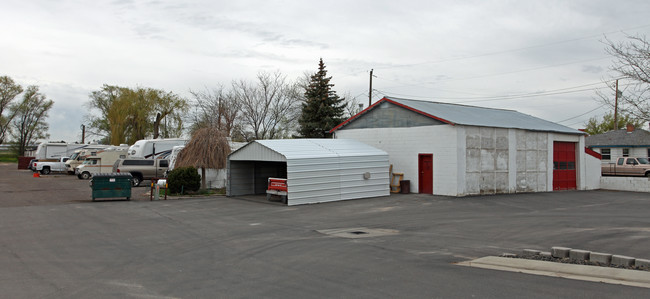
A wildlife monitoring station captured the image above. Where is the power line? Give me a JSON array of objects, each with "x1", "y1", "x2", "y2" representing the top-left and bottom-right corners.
[
  {"x1": 374, "y1": 78, "x2": 633, "y2": 103},
  {"x1": 374, "y1": 23, "x2": 650, "y2": 70},
  {"x1": 556, "y1": 104, "x2": 607, "y2": 123},
  {"x1": 375, "y1": 56, "x2": 611, "y2": 90}
]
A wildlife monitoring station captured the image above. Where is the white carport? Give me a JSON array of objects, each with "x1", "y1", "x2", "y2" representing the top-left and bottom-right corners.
[{"x1": 227, "y1": 139, "x2": 389, "y2": 205}]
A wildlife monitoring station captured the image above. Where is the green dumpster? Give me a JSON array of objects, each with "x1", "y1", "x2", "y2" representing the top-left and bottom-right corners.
[{"x1": 90, "y1": 173, "x2": 133, "y2": 201}]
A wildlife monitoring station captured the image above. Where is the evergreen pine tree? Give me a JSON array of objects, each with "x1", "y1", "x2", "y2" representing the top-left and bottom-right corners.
[{"x1": 298, "y1": 58, "x2": 347, "y2": 138}]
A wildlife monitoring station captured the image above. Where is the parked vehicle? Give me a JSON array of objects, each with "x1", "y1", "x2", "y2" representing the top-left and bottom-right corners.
[
  {"x1": 113, "y1": 158, "x2": 169, "y2": 186},
  {"x1": 127, "y1": 138, "x2": 187, "y2": 160},
  {"x1": 75, "y1": 148, "x2": 129, "y2": 180},
  {"x1": 32, "y1": 157, "x2": 69, "y2": 175},
  {"x1": 66, "y1": 144, "x2": 128, "y2": 175},
  {"x1": 601, "y1": 157, "x2": 650, "y2": 177},
  {"x1": 34, "y1": 142, "x2": 108, "y2": 160}
]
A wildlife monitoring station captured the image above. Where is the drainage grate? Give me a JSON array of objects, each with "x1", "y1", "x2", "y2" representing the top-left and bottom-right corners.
[
  {"x1": 317, "y1": 227, "x2": 399, "y2": 239},
  {"x1": 348, "y1": 231, "x2": 369, "y2": 235}
]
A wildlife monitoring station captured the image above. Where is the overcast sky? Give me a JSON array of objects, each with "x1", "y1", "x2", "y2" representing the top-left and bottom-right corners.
[{"x1": 2, "y1": 0, "x2": 649, "y2": 143}]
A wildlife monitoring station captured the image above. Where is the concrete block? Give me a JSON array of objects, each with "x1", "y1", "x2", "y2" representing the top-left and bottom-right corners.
[
  {"x1": 589, "y1": 252, "x2": 612, "y2": 265},
  {"x1": 569, "y1": 249, "x2": 590, "y2": 261},
  {"x1": 522, "y1": 249, "x2": 540, "y2": 257},
  {"x1": 611, "y1": 255, "x2": 635, "y2": 267},
  {"x1": 525, "y1": 133, "x2": 537, "y2": 149},
  {"x1": 480, "y1": 149, "x2": 495, "y2": 171},
  {"x1": 634, "y1": 258, "x2": 650, "y2": 269},
  {"x1": 466, "y1": 149, "x2": 480, "y2": 172},
  {"x1": 501, "y1": 253, "x2": 517, "y2": 258},
  {"x1": 516, "y1": 150, "x2": 526, "y2": 172},
  {"x1": 479, "y1": 174, "x2": 495, "y2": 194},
  {"x1": 539, "y1": 251, "x2": 552, "y2": 258},
  {"x1": 516, "y1": 130, "x2": 527, "y2": 150},
  {"x1": 495, "y1": 172, "x2": 508, "y2": 194},
  {"x1": 526, "y1": 173, "x2": 538, "y2": 191},
  {"x1": 551, "y1": 246, "x2": 571, "y2": 258}
]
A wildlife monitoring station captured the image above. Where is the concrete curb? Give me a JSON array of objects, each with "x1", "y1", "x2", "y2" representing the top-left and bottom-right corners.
[{"x1": 457, "y1": 256, "x2": 650, "y2": 289}]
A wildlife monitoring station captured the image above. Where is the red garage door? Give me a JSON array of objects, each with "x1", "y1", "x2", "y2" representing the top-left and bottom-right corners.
[{"x1": 553, "y1": 142, "x2": 577, "y2": 190}]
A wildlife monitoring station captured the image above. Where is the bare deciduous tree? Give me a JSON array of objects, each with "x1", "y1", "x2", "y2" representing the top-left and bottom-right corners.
[
  {"x1": 598, "y1": 35, "x2": 650, "y2": 123},
  {"x1": 189, "y1": 87, "x2": 240, "y2": 137},
  {"x1": 232, "y1": 71, "x2": 302, "y2": 141}
]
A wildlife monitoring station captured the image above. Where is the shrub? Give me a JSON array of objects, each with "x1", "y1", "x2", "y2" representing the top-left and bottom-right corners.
[{"x1": 167, "y1": 166, "x2": 201, "y2": 194}]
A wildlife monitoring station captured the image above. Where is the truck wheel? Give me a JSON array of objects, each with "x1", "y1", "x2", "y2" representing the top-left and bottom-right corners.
[
  {"x1": 131, "y1": 176, "x2": 142, "y2": 187},
  {"x1": 646, "y1": 172, "x2": 650, "y2": 178},
  {"x1": 80, "y1": 172, "x2": 91, "y2": 180},
  {"x1": 40, "y1": 167, "x2": 51, "y2": 175}
]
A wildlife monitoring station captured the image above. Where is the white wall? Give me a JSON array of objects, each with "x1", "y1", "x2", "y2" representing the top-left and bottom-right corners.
[
  {"x1": 601, "y1": 176, "x2": 650, "y2": 192},
  {"x1": 584, "y1": 152, "x2": 601, "y2": 190},
  {"x1": 335, "y1": 125, "x2": 459, "y2": 196},
  {"x1": 200, "y1": 168, "x2": 227, "y2": 189}
]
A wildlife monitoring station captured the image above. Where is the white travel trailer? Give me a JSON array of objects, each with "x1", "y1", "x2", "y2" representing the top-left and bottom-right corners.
[
  {"x1": 65, "y1": 144, "x2": 129, "y2": 174},
  {"x1": 75, "y1": 147, "x2": 129, "y2": 179},
  {"x1": 128, "y1": 138, "x2": 187, "y2": 159},
  {"x1": 34, "y1": 142, "x2": 109, "y2": 160}
]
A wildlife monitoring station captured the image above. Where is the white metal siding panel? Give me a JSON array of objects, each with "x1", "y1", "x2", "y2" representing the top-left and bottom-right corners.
[
  {"x1": 229, "y1": 142, "x2": 286, "y2": 162},
  {"x1": 335, "y1": 125, "x2": 458, "y2": 196}
]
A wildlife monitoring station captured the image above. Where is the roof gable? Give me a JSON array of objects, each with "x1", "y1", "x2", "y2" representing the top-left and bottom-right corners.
[
  {"x1": 331, "y1": 97, "x2": 584, "y2": 135},
  {"x1": 228, "y1": 139, "x2": 388, "y2": 161}
]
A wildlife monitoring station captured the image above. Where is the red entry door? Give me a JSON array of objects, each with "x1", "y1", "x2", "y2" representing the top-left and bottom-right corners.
[
  {"x1": 418, "y1": 154, "x2": 433, "y2": 194},
  {"x1": 553, "y1": 142, "x2": 577, "y2": 190}
]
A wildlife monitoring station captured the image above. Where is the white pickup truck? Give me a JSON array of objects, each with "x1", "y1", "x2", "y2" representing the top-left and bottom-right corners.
[{"x1": 33, "y1": 157, "x2": 69, "y2": 175}]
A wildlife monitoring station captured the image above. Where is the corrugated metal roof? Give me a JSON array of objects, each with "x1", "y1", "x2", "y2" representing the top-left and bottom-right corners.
[
  {"x1": 332, "y1": 96, "x2": 585, "y2": 135},
  {"x1": 231, "y1": 139, "x2": 388, "y2": 160},
  {"x1": 585, "y1": 128, "x2": 650, "y2": 147}
]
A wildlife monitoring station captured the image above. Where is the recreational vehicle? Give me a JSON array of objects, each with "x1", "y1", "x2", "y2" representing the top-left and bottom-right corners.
[
  {"x1": 34, "y1": 142, "x2": 109, "y2": 160},
  {"x1": 128, "y1": 138, "x2": 187, "y2": 159},
  {"x1": 75, "y1": 147, "x2": 129, "y2": 179}
]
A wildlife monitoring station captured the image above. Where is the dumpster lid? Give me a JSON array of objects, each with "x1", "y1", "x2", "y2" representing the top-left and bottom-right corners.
[{"x1": 92, "y1": 172, "x2": 133, "y2": 178}]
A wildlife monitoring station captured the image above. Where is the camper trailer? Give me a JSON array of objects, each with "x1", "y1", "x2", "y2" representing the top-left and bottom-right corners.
[
  {"x1": 65, "y1": 144, "x2": 127, "y2": 174},
  {"x1": 34, "y1": 142, "x2": 109, "y2": 160},
  {"x1": 75, "y1": 147, "x2": 129, "y2": 179},
  {"x1": 128, "y1": 138, "x2": 187, "y2": 159}
]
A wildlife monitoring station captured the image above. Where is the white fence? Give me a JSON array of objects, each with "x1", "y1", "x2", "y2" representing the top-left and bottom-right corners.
[{"x1": 600, "y1": 176, "x2": 650, "y2": 193}]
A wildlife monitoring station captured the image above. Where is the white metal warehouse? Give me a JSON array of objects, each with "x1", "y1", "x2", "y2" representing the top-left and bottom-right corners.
[{"x1": 227, "y1": 139, "x2": 389, "y2": 205}]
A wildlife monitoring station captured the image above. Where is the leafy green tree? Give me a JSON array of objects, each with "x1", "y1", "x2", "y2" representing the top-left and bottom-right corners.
[
  {"x1": 298, "y1": 58, "x2": 347, "y2": 138},
  {"x1": 584, "y1": 112, "x2": 645, "y2": 135},
  {"x1": 86, "y1": 85, "x2": 188, "y2": 145},
  {"x1": 9, "y1": 86, "x2": 53, "y2": 155},
  {"x1": 0, "y1": 76, "x2": 24, "y2": 144}
]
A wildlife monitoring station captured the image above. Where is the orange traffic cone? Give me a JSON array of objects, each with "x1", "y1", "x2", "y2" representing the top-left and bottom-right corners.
[{"x1": 33, "y1": 172, "x2": 40, "y2": 178}]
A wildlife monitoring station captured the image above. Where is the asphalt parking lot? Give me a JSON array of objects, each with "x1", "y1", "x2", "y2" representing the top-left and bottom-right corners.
[{"x1": 1, "y1": 163, "x2": 650, "y2": 298}]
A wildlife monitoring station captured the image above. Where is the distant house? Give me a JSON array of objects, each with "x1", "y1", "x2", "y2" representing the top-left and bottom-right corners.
[
  {"x1": 331, "y1": 97, "x2": 601, "y2": 196},
  {"x1": 585, "y1": 124, "x2": 650, "y2": 163}
]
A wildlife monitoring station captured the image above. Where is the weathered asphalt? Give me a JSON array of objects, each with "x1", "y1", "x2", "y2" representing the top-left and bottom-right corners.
[{"x1": 1, "y1": 163, "x2": 650, "y2": 298}]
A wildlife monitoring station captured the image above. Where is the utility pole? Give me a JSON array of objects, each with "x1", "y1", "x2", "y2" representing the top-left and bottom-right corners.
[
  {"x1": 614, "y1": 79, "x2": 619, "y2": 130},
  {"x1": 369, "y1": 69, "x2": 374, "y2": 107},
  {"x1": 81, "y1": 125, "x2": 85, "y2": 144}
]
